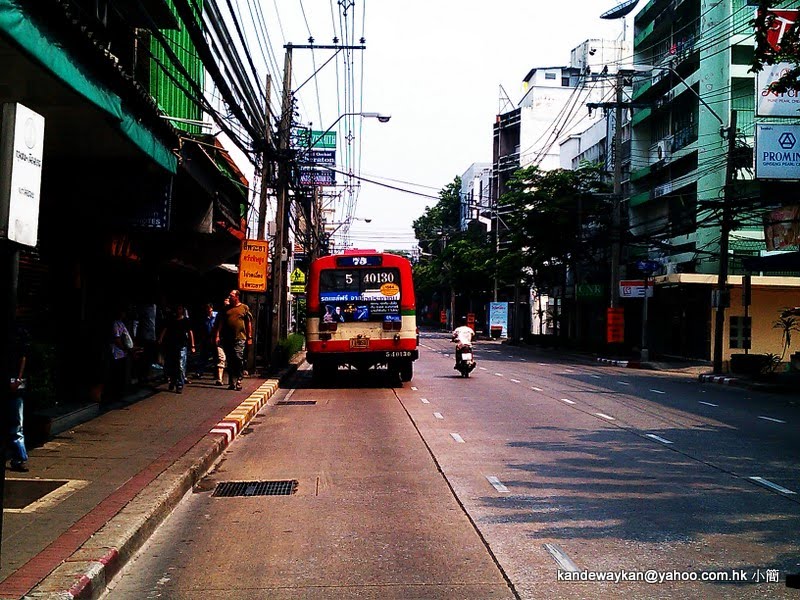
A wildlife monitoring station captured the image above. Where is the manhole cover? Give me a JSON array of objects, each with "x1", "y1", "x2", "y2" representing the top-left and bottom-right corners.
[
  {"x1": 212, "y1": 480, "x2": 298, "y2": 497},
  {"x1": 4, "y1": 479, "x2": 69, "y2": 510},
  {"x1": 277, "y1": 400, "x2": 317, "y2": 406}
]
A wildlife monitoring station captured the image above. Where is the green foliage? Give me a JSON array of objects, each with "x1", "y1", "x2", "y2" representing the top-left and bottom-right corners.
[
  {"x1": 276, "y1": 333, "x2": 305, "y2": 366},
  {"x1": 751, "y1": 1, "x2": 800, "y2": 92},
  {"x1": 412, "y1": 176, "x2": 495, "y2": 302},
  {"x1": 497, "y1": 164, "x2": 611, "y2": 293}
]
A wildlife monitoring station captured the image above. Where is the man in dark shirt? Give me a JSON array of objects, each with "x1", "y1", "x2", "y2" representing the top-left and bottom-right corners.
[{"x1": 215, "y1": 290, "x2": 252, "y2": 391}]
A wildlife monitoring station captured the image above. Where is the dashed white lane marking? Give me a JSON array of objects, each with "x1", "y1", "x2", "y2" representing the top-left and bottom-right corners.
[
  {"x1": 434, "y1": 412, "x2": 444, "y2": 419},
  {"x1": 538, "y1": 363, "x2": 548, "y2": 366},
  {"x1": 617, "y1": 381, "x2": 630, "y2": 386},
  {"x1": 531, "y1": 386, "x2": 543, "y2": 392},
  {"x1": 563, "y1": 369, "x2": 575, "y2": 373},
  {"x1": 495, "y1": 373, "x2": 504, "y2": 377},
  {"x1": 646, "y1": 434, "x2": 674, "y2": 445},
  {"x1": 519, "y1": 358, "x2": 527, "y2": 361},
  {"x1": 411, "y1": 386, "x2": 418, "y2": 391},
  {"x1": 420, "y1": 398, "x2": 430, "y2": 404},
  {"x1": 649, "y1": 389, "x2": 666, "y2": 394},
  {"x1": 560, "y1": 398, "x2": 576, "y2": 405},
  {"x1": 749, "y1": 477, "x2": 796, "y2": 495},
  {"x1": 510, "y1": 379, "x2": 521, "y2": 384},
  {"x1": 543, "y1": 543, "x2": 580, "y2": 573},
  {"x1": 758, "y1": 416, "x2": 787, "y2": 424},
  {"x1": 699, "y1": 401, "x2": 719, "y2": 407},
  {"x1": 479, "y1": 367, "x2": 488, "y2": 371},
  {"x1": 595, "y1": 412, "x2": 616, "y2": 421},
  {"x1": 486, "y1": 476, "x2": 510, "y2": 493},
  {"x1": 590, "y1": 375, "x2": 601, "y2": 379},
  {"x1": 450, "y1": 433, "x2": 465, "y2": 443}
]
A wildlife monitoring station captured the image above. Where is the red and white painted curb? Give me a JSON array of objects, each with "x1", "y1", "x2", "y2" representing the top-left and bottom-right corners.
[
  {"x1": 596, "y1": 357, "x2": 641, "y2": 368},
  {"x1": 698, "y1": 374, "x2": 738, "y2": 385},
  {"x1": 210, "y1": 379, "x2": 281, "y2": 445}
]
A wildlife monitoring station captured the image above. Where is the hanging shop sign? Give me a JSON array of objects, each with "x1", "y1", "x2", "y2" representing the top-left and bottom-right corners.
[
  {"x1": 755, "y1": 123, "x2": 800, "y2": 179},
  {"x1": 756, "y1": 10, "x2": 800, "y2": 116},
  {"x1": 619, "y1": 280, "x2": 654, "y2": 298},
  {"x1": 238, "y1": 239, "x2": 269, "y2": 292},
  {"x1": 300, "y1": 168, "x2": 336, "y2": 187},
  {"x1": 0, "y1": 103, "x2": 45, "y2": 247}
]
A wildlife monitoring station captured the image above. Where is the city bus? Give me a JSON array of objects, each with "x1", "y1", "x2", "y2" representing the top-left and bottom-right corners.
[{"x1": 305, "y1": 251, "x2": 418, "y2": 381}]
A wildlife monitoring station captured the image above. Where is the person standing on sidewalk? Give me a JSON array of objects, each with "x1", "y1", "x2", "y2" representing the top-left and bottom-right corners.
[
  {"x1": 215, "y1": 290, "x2": 252, "y2": 391},
  {"x1": 8, "y1": 319, "x2": 30, "y2": 472},
  {"x1": 194, "y1": 303, "x2": 219, "y2": 382},
  {"x1": 158, "y1": 303, "x2": 195, "y2": 393}
]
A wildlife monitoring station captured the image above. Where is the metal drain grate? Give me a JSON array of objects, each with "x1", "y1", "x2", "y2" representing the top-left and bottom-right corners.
[
  {"x1": 212, "y1": 480, "x2": 298, "y2": 497},
  {"x1": 277, "y1": 400, "x2": 317, "y2": 406}
]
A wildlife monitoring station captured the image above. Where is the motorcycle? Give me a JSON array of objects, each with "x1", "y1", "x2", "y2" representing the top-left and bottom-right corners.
[{"x1": 453, "y1": 342, "x2": 477, "y2": 378}]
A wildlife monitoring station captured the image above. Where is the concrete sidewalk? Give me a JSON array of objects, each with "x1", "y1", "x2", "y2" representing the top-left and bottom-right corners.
[{"x1": 0, "y1": 355, "x2": 302, "y2": 600}]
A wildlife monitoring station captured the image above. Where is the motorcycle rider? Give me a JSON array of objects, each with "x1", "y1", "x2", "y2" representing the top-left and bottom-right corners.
[{"x1": 452, "y1": 316, "x2": 475, "y2": 371}]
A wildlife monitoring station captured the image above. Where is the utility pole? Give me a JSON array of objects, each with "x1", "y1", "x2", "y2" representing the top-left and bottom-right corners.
[
  {"x1": 270, "y1": 47, "x2": 293, "y2": 358},
  {"x1": 713, "y1": 110, "x2": 737, "y2": 374},
  {"x1": 609, "y1": 70, "x2": 624, "y2": 312},
  {"x1": 257, "y1": 75, "x2": 272, "y2": 240}
]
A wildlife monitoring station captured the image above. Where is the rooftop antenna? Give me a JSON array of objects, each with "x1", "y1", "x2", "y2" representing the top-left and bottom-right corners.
[{"x1": 600, "y1": 0, "x2": 640, "y2": 41}]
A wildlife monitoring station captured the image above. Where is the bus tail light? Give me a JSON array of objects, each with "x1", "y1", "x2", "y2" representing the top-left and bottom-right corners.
[
  {"x1": 382, "y1": 321, "x2": 401, "y2": 331},
  {"x1": 320, "y1": 322, "x2": 338, "y2": 332},
  {"x1": 319, "y1": 333, "x2": 332, "y2": 341}
]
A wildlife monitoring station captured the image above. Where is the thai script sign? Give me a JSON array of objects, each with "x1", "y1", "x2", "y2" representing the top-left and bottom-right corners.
[{"x1": 238, "y1": 239, "x2": 269, "y2": 292}]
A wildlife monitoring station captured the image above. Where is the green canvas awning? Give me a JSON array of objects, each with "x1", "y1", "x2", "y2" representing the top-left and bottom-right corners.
[{"x1": 0, "y1": 0, "x2": 177, "y2": 173}]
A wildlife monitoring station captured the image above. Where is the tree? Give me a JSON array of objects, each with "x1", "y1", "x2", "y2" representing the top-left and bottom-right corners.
[
  {"x1": 751, "y1": 1, "x2": 800, "y2": 93},
  {"x1": 496, "y1": 164, "x2": 611, "y2": 295},
  {"x1": 412, "y1": 177, "x2": 494, "y2": 321}
]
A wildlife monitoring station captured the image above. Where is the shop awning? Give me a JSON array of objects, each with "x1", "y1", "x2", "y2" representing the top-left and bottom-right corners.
[{"x1": 0, "y1": 0, "x2": 177, "y2": 173}]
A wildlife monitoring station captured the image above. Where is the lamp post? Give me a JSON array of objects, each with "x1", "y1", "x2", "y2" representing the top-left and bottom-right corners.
[{"x1": 322, "y1": 216, "x2": 372, "y2": 254}]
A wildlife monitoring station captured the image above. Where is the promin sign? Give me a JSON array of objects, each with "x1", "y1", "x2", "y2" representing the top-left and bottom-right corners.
[
  {"x1": 238, "y1": 239, "x2": 269, "y2": 292},
  {"x1": 756, "y1": 124, "x2": 800, "y2": 179}
]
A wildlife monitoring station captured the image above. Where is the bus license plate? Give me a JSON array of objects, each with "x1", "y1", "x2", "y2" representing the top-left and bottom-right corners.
[
  {"x1": 385, "y1": 351, "x2": 413, "y2": 358},
  {"x1": 350, "y1": 337, "x2": 370, "y2": 349}
]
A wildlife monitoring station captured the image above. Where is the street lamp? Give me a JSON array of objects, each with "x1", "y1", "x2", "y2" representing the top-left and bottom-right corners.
[
  {"x1": 302, "y1": 112, "x2": 391, "y2": 154},
  {"x1": 323, "y1": 216, "x2": 372, "y2": 253}
]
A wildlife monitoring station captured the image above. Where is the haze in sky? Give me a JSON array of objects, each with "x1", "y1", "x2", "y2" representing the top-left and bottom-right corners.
[{"x1": 229, "y1": 1, "x2": 632, "y2": 251}]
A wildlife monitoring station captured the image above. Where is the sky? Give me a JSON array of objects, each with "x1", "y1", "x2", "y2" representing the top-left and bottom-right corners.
[{"x1": 224, "y1": 0, "x2": 633, "y2": 251}]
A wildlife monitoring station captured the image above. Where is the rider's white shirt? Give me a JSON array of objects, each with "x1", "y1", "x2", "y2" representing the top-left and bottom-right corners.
[{"x1": 452, "y1": 326, "x2": 474, "y2": 345}]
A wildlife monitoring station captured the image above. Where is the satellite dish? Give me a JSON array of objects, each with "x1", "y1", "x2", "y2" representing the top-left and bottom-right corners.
[{"x1": 600, "y1": 0, "x2": 640, "y2": 19}]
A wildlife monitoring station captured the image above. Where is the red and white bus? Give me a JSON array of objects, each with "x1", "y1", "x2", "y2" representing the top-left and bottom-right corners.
[{"x1": 305, "y1": 251, "x2": 418, "y2": 381}]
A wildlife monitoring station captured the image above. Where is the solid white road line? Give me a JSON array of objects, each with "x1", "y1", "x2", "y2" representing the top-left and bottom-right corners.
[
  {"x1": 649, "y1": 389, "x2": 666, "y2": 394},
  {"x1": 749, "y1": 477, "x2": 796, "y2": 495},
  {"x1": 450, "y1": 433, "x2": 465, "y2": 443},
  {"x1": 486, "y1": 476, "x2": 510, "y2": 493},
  {"x1": 595, "y1": 412, "x2": 616, "y2": 421},
  {"x1": 420, "y1": 398, "x2": 430, "y2": 404},
  {"x1": 543, "y1": 543, "x2": 581, "y2": 573},
  {"x1": 434, "y1": 412, "x2": 444, "y2": 419},
  {"x1": 646, "y1": 434, "x2": 674, "y2": 445},
  {"x1": 758, "y1": 416, "x2": 787, "y2": 424},
  {"x1": 560, "y1": 398, "x2": 576, "y2": 405},
  {"x1": 699, "y1": 401, "x2": 719, "y2": 407}
]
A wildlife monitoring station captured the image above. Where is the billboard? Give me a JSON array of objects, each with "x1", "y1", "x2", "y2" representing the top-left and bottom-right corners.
[
  {"x1": 755, "y1": 9, "x2": 800, "y2": 117},
  {"x1": 755, "y1": 123, "x2": 800, "y2": 179}
]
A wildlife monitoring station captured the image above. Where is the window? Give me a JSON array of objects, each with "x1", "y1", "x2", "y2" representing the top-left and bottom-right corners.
[{"x1": 545, "y1": 72, "x2": 556, "y2": 80}]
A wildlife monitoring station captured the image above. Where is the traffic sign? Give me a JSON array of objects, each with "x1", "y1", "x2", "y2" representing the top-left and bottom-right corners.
[{"x1": 619, "y1": 280, "x2": 653, "y2": 298}]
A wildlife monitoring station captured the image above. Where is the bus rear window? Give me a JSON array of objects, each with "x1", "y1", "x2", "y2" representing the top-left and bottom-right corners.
[{"x1": 319, "y1": 268, "x2": 401, "y2": 323}]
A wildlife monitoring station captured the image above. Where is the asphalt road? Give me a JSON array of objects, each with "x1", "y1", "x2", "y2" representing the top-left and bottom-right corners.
[{"x1": 105, "y1": 333, "x2": 800, "y2": 599}]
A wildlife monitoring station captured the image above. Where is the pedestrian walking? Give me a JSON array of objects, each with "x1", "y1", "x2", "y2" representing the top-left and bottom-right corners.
[
  {"x1": 158, "y1": 303, "x2": 195, "y2": 393},
  {"x1": 215, "y1": 290, "x2": 252, "y2": 391},
  {"x1": 194, "y1": 302, "x2": 222, "y2": 384},
  {"x1": 8, "y1": 319, "x2": 30, "y2": 472},
  {"x1": 107, "y1": 308, "x2": 134, "y2": 403}
]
